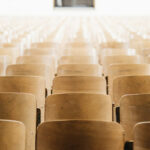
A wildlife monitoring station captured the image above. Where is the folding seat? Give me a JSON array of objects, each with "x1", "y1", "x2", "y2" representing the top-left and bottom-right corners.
[
  {"x1": 134, "y1": 122, "x2": 150, "y2": 150},
  {"x1": 113, "y1": 75, "x2": 150, "y2": 106},
  {"x1": 108, "y1": 64, "x2": 150, "y2": 96},
  {"x1": 0, "y1": 76, "x2": 45, "y2": 120},
  {"x1": 16, "y1": 55, "x2": 57, "y2": 73},
  {"x1": 0, "y1": 93, "x2": 36, "y2": 150},
  {"x1": 120, "y1": 94, "x2": 150, "y2": 141},
  {"x1": 6, "y1": 64, "x2": 54, "y2": 92},
  {"x1": 37, "y1": 120, "x2": 124, "y2": 150},
  {"x1": 59, "y1": 56, "x2": 98, "y2": 65},
  {"x1": 53, "y1": 76, "x2": 106, "y2": 94},
  {"x1": 57, "y1": 64, "x2": 103, "y2": 76},
  {"x1": 0, "y1": 119, "x2": 25, "y2": 150},
  {"x1": 45, "y1": 93, "x2": 112, "y2": 121},
  {"x1": 103, "y1": 55, "x2": 143, "y2": 75}
]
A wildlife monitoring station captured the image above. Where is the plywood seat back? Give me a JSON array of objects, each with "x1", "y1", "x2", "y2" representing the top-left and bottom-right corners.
[
  {"x1": 0, "y1": 93, "x2": 36, "y2": 150},
  {"x1": 134, "y1": 122, "x2": 150, "y2": 150},
  {"x1": 0, "y1": 76, "x2": 45, "y2": 108},
  {"x1": 16, "y1": 55, "x2": 57, "y2": 73},
  {"x1": 45, "y1": 93, "x2": 112, "y2": 121},
  {"x1": 59, "y1": 56, "x2": 98, "y2": 65},
  {"x1": 57, "y1": 64, "x2": 102, "y2": 76},
  {"x1": 108, "y1": 64, "x2": 150, "y2": 97},
  {"x1": 6, "y1": 64, "x2": 54, "y2": 89},
  {"x1": 53, "y1": 76, "x2": 106, "y2": 94},
  {"x1": 120, "y1": 94, "x2": 150, "y2": 141},
  {"x1": 24, "y1": 49, "x2": 56, "y2": 56},
  {"x1": 103, "y1": 55, "x2": 142, "y2": 75},
  {"x1": 113, "y1": 75, "x2": 150, "y2": 106},
  {"x1": 37, "y1": 120, "x2": 124, "y2": 150},
  {"x1": 0, "y1": 120, "x2": 25, "y2": 150}
]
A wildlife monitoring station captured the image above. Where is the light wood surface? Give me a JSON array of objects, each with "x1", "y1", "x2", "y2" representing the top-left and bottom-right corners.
[
  {"x1": 37, "y1": 120, "x2": 124, "y2": 150},
  {"x1": 45, "y1": 93, "x2": 112, "y2": 121}
]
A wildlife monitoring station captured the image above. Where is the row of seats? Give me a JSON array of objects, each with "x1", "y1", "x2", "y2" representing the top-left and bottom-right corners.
[{"x1": 0, "y1": 16, "x2": 150, "y2": 150}]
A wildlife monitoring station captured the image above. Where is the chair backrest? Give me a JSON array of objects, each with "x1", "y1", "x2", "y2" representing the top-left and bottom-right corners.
[
  {"x1": 134, "y1": 122, "x2": 150, "y2": 150},
  {"x1": 113, "y1": 75, "x2": 150, "y2": 106},
  {"x1": 59, "y1": 56, "x2": 98, "y2": 65},
  {"x1": 37, "y1": 120, "x2": 124, "y2": 150},
  {"x1": 0, "y1": 93, "x2": 36, "y2": 150},
  {"x1": 16, "y1": 55, "x2": 56, "y2": 66},
  {"x1": 103, "y1": 55, "x2": 142, "y2": 75},
  {"x1": 16, "y1": 55, "x2": 57, "y2": 73},
  {"x1": 57, "y1": 64, "x2": 102, "y2": 76},
  {"x1": 108, "y1": 64, "x2": 150, "y2": 96},
  {"x1": 31, "y1": 42, "x2": 56, "y2": 48},
  {"x1": 53, "y1": 76, "x2": 106, "y2": 94},
  {"x1": 45, "y1": 93, "x2": 112, "y2": 121},
  {"x1": 0, "y1": 119, "x2": 25, "y2": 150},
  {"x1": 0, "y1": 76, "x2": 45, "y2": 109},
  {"x1": 6, "y1": 64, "x2": 54, "y2": 89},
  {"x1": 62, "y1": 48, "x2": 96, "y2": 56},
  {"x1": 24, "y1": 48, "x2": 55, "y2": 56},
  {"x1": 120, "y1": 94, "x2": 150, "y2": 141}
]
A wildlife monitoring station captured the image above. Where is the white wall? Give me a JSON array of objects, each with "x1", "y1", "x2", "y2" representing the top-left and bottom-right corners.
[{"x1": 0, "y1": 0, "x2": 150, "y2": 16}]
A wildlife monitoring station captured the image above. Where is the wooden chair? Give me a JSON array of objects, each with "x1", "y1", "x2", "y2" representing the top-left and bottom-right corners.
[
  {"x1": 53, "y1": 76, "x2": 106, "y2": 94},
  {"x1": 120, "y1": 94, "x2": 150, "y2": 141},
  {"x1": 108, "y1": 64, "x2": 150, "y2": 97},
  {"x1": 57, "y1": 64, "x2": 102, "y2": 76},
  {"x1": 134, "y1": 122, "x2": 150, "y2": 150},
  {"x1": 103, "y1": 55, "x2": 143, "y2": 75},
  {"x1": 6, "y1": 64, "x2": 54, "y2": 91},
  {"x1": 37, "y1": 120, "x2": 124, "y2": 150},
  {"x1": 24, "y1": 48, "x2": 56, "y2": 56},
  {"x1": 45, "y1": 93, "x2": 112, "y2": 121},
  {"x1": 16, "y1": 55, "x2": 57, "y2": 73},
  {"x1": 59, "y1": 56, "x2": 98, "y2": 65},
  {"x1": 0, "y1": 119, "x2": 25, "y2": 150},
  {"x1": 0, "y1": 76, "x2": 45, "y2": 120},
  {"x1": 0, "y1": 93, "x2": 36, "y2": 150},
  {"x1": 113, "y1": 75, "x2": 150, "y2": 106}
]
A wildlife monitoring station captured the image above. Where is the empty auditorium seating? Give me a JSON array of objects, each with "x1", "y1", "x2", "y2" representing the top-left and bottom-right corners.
[
  {"x1": 45, "y1": 93, "x2": 112, "y2": 121},
  {"x1": 57, "y1": 64, "x2": 103, "y2": 76},
  {"x1": 0, "y1": 93, "x2": 36, "y2": 150},
  {"x1": 52, "y1": 76, "x2": 106, "y2": 94},
  {"x1": 1, "y1": 16, "x2": 150, "y2": 150},
  {"x1": 120, "y1": 94, "x2": 150, "y2": 141},
  {"x1": 0, "y1": 120, "x2": 25, "y2": 150},
  {"x1": 37, "y1": 120, "x2": 124, "y2": 150}
]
